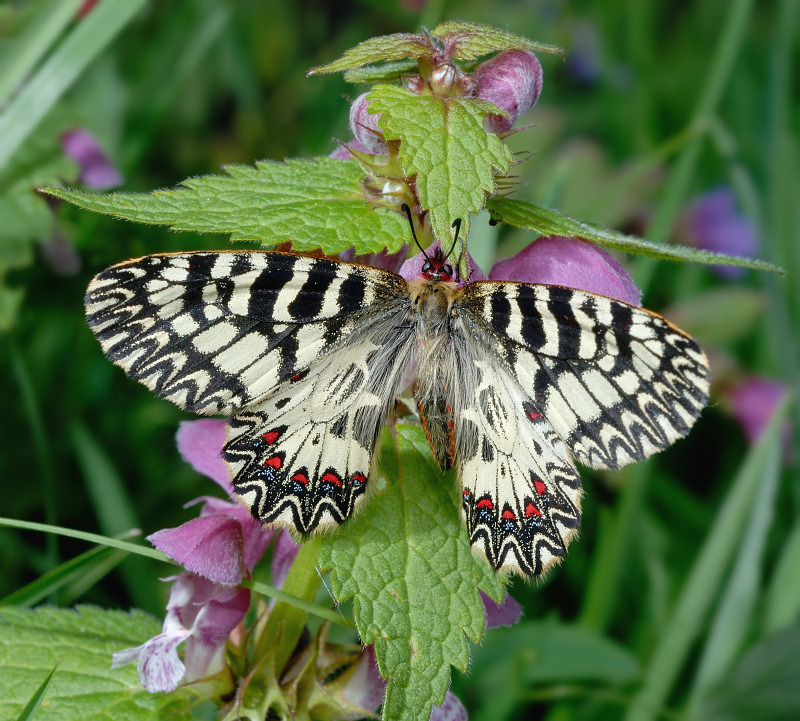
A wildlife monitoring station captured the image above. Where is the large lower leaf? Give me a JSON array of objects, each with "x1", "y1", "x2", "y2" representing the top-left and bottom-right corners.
[
  {"x1": 318, "y1": 424, "x2": 504, "y2": 721},
  {"x1": 0, "y1": 605, "x2": 192, "y2": 721}
]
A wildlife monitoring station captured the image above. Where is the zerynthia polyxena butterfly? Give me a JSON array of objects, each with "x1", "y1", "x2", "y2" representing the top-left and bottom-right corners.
[{"x1": 85, "y1": 208, "x2": 709, "y2": 576}]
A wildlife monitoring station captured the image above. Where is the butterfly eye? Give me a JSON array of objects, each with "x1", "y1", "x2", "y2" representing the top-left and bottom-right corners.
[
  {"x1": 442, "y1": 264, "x2": 453, "y2": 277},
  {"x1": 421, "y1": 261, "x2": 432, "y2": 273}
]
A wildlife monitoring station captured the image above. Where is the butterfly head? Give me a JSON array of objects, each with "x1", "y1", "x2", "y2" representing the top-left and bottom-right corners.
[
  {"x1": 420, "y1": 246, "x2": 455, "y2": 282},
  {"x1": 401, "y1": 203, "x2": 462, "y2": 283}
]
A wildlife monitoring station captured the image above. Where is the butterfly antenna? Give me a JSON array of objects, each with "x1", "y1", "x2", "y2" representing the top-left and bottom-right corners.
[
  {"x1": 446, "y1": 218, "x2": 462, "y2": 260},
  {"x1": 401, "y1": 203, "x2": 429, "y2": 260}
]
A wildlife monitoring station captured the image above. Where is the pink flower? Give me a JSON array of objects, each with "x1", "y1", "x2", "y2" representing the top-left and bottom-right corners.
[
  {"x1": 329, "y1": 138, "x2": 371, "y2": 159},
  {"x1": 60, "y1": 129, "x2": 122, "y2": 190},
  {"x1": 680, "y1": 189, "x2": 758, "y2": 279},
  {"x1": 727, "y1": 377, "x2": 789, "y2": 445},
  {"x1": 111, "y1": 572, "x2": 250, "y2": 692},
  {"x1": 474, "y1": 50, "x2": 543, "y2": 134},
  {"x1": 490, "y1": 236, "x2": 642, "y2": 306},
  {"x1": 113, "y1": 419, "x2": 299, "y2": 692},
  {"x1": 349, "y1": 92, "x2": 388, "y2": 154}
]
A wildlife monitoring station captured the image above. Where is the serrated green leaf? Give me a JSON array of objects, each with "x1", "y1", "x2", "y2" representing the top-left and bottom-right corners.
[
  {"x1": 42, "y1": 158, "x2": 409, "y2": 255},
  {"x1": 431, "y1": 21, "x2": 565, "y2": 60},
  {"x1": 308, "y1": 33, "x2": 429, "y2": 75},
  {"x1": 369, "y1": 85, "x2": 512, "y2": 243},
  {"x1": 0, "y1": 605, "x2": 193, "y2": 721},
  {"x1": 343, "y1": 59, "x2": 420, "y2": 84},
  {"x1": 487, "y1": 196, "x2": 784, "y2": 273},
  {"x1": 318, "y1": 424, "x2": 503, "y2": 721}
]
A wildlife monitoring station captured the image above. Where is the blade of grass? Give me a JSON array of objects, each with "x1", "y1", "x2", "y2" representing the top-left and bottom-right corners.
[
  {"x1": 635, "y1": 0, "x2": 755, "y2": 296},
  {"x1": 762, "y1": 518, "x2": 800, "y2": 634},
  {"x1": 0, "y1": 0, "x2": 147, "y2": 168},
  {"x1": 686, "y1": 401, "x2": 784, "y2": 712},
  {"x1": 14, "y1": 663, "x2": 58, "y2": 721},
  {"x1": 0, "y1": 0, "x2": 83, "y2": 107},
  {"x1": 9, "y1": 341, "x2": 57, "y2": 569},
  {"x1": 0, "y1": 517, "x2": 352, "y2": 628},
  {"x1": 624, "y1": 394, "x2": 791, "y2": 721},
  {"x1": 2, "y1": 532, "x2": 138, "y2": 607}
]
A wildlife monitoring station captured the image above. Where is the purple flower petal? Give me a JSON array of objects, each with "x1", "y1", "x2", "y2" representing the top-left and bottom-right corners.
[
  {"x1": 270, "y1": 529, "x2": 301, "y2": 590},
  {"x1": 727, "y1": 377, "x2": 788, "y2": 445},
  {"x1": 194, "y1": 496, "x2": 274, "y2": 572},
  {"x1": 400, "y1": 241, "x2": 487, "y2": 285},
  {"x1": 148, "y1": 516, "x2": 247, "y2": 585},
  {"x1": 349, "y1": 93, "x2": 388, "y2": 154},
  {"x1": 60, "y1": 129, "x2": 122, "y2": 190},
  {"x1": 329, "y1": 138, "x2": 371, "y2": 159},
  {"x1": 682, "y1": 189, "x2": 758, "y2": 278},
  {"x1": 341, "y1": 645, "x2": 385, "y2": 712},
  {"x1": 490, "y1": 236, "x2": 641, "y2": 306},
  {"x1": 430, "y1": 691, "x2": 467, "y2": 721},
  {"x1": 339, "y1": 243, "x2": 409, "y2": 274},
  {"x1": 131, "y1": 630, "x2": 188, "y2": 693},
  {"x1": 176, "y1": 420, "x2": 231, "y2": 493},
  {"x1": 475, "y1": 50, "x2": 543, "y2": 134},
  {"x1": 481, "y1": 590, "x2": 523, "y2": 628},
  {"x1": 183, "y1": 585, "x2": 250, "y2": 682}
]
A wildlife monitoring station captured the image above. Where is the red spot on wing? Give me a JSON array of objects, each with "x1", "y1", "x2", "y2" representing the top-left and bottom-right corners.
[
  {"x1": 290, "y1": 472, "x2": 308, "y2": 485},
  {"x1": 476, "y1": 498, "x2": 494, "y2": 510},
  {"x1": 534, "y1": 479, "x2": 547, "y2": 495},
  {"x1": 264, "y1": 456, "x2": 282, "y2": 469},
  {"x1": 463, "y1": 488, "x2": 472, "y2": 497},
  {"x1": 351, "y1": 472, "x2": 366, "y2": 486},
  {"x1": 321, "y1": 472, "x2": 342, "y2": 487},
  {"x1": 525, "y1": 501, "x2": 541, "y2": 517},
  {"x1": 529, "y1": 410, "x2": 542, "y2": 421},
  {"x1": 262, "y1": 430, "x2": 280, "y2": 444},
  {"x1": 501, "y1": 509, "x2": 516, "y2": 521}
]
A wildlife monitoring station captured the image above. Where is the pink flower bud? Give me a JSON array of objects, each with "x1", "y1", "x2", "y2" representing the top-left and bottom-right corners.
[
  {"x1": 349, "y1": 93, "x2": 388, "y2": 154},
  {"x1": 489, "y1": 236, "x2": 642, "y2": 306},
  {"x1": 475, "y1": 50, "x2": 543, "y2": 134},
  {"x1": 430, "y1": 62, "x2": 457, "y2": 95}
]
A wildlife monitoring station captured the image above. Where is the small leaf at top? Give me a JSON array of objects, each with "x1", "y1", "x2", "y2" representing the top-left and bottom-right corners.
[
  {"x1": 42, "y1": 158, "x2": 410, "y2": 256},
  {"x1": 368, "y1": 84, "x2": 512, "y2": 243},
  {"x1": 432, "y1": 21, "x2": 565, "y2": 60},
  {"x1": 487, "y1": 196, "x2": 784, "y2": 274},
  {"x1": 318, "y1": 424, "x2": 504, "y2": 721},
  {"x1": 308, "y1": 33, "x2": 430, "y2": 75}
]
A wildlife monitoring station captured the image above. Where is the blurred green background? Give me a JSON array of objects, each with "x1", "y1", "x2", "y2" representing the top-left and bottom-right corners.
[{"x1": 1, "y1": 1, "x2": 798, "y2": 719}]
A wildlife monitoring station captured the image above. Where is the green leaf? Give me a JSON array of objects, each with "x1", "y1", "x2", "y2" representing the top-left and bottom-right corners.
[
  {"x1": 369, "y1": 84, "x2": 512, "y2": 243},
  {"x1": 343, "y1": 59, "x2": 420, "y2": 84},
  {"x1": 42, "y1": 158, "x2": 409, "y2": 254},
  {"x1": 487, "y1": 196, "x2": 784, "y2": 273},
  {"x1": 318, "y1": 424, "x2": 504, "y2": 721},
  {"x1": 0, "y1": 605, "x2": 193, "y2": 721},
  {"x1": 698, "y1": 626, "x2": 800, "y2": 721},
  {"x1": 469, "y1": 621, "x2": 640, "y2": 721},
  {"x1": 431, "y1": 21, "x2": 565, "y2": 60},
  {"x1": 15, "y1": 662, "x2": 58, "y2": 721},
  {"x1": 308, "y1": 33, "x2": 429, "y2": 75}
]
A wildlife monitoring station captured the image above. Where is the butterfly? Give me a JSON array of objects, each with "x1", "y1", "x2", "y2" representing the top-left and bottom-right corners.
[{"x1": 85, "y1": 215, "x2": 709, "y2": 576}]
